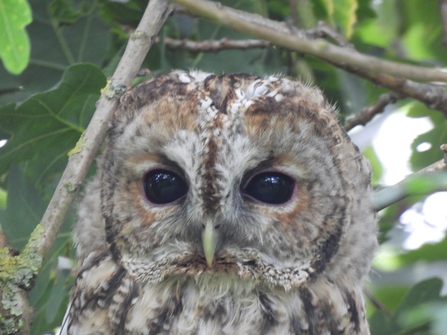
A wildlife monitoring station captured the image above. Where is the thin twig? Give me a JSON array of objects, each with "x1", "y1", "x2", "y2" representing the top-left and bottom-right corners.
[
  {"x1": 344, "y1": 93, "x2": 401, "y2": 131},
  {"x1": 440, "y1": 0, "x2": 447, "y2": 48},
  {"x1": 37, "y1": 0, "x2": 173, "y2": 264},
  {"x1": 441, "y1": 143, "x2": 447, "y2": 162},
  {"x1": 338, "y1": 65, "x2": 447, "y2": 116},
  {"x1": 307, "y1": 21, "x2": 354, "y2": 48},
  {"x1": 373, "y1": 157, "x2": 447, "y2": 211},
  {"x1": 364, "y1": 289, "x2": 393, "y2": 318},
  {"x1": 160, "y1": 36, "x2": 270, "y2": 52},
  {"x1": 0, "y1": 224, "x2": 7, "y2": 249}
]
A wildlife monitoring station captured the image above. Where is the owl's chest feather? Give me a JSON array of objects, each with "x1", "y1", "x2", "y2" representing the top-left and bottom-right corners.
[{"x1": 67, "y1": 257, "x2": 369, "y2": 335}]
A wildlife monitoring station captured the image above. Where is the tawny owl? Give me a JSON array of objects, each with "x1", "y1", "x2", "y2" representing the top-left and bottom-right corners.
[{"x1": 60, "y1": 71, "x2": 377, "y2": 335}]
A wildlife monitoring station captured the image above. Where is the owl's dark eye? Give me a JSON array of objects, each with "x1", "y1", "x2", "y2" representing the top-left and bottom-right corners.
[
  {"x1": 143, "y1": 169, "x2": 188, "y2": 204},
  {"x1": 243, "y1": 172, "x2": 295, "y2": 205}
]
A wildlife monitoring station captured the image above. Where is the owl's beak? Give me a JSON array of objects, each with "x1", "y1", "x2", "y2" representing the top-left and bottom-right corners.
[{"x1": 202, "y1": 219, "x2": 217, "y2": 267}]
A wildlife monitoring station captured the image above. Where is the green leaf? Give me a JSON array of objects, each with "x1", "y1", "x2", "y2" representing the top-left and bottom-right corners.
[
  {"x1": 45, "y1": 269, "x2": 70, "y2": 323},
  {"x1": 101, "y1": 0, "x2": 150, "y2": 28},
  {"x1": 397, "y1": 237, "x2": 447, "y2": 266},
  {"x1": 370, "y1": 279, "x2": 447, "y2": 335},
  {"x1": 30, "y1": 256, "x2": 74, "y2": 334},
  {"x1": 0, "y1": 187, "x2": 6, "y2": 209},
  {"x1": 0, "y1": 164, "x2": 46, "y2": 250},
  {"x1": 0, "y1": 0, "x2": 111, "y2": 106},
  {"x1": 333, "y1": 0, "x2": 358, "y2": 39},
  {"x1": 400, "y1": 0, "x2": 447, "y2": 63},
  {"x1": 354, "y1": 0, "x2": 393, "y2": 48},
  {"x1": 318, "y1": 0, "x2": 375, "y2": 25},
  {"x1": 0, "y1": 0, "x2": 32, "y2": 74},
  {"x1": 370, "y1": 285, "x2": 410, "y2": 314},
  {"x1": 267, "y1": 0, "x2": 291, "y2": 19},
  {"x1": 0, "y1": 164, "x2": 74, "y2": 333},
  {"x1": 319, "y1": 0, "x2": 334, "y2": 18},
  {"x1": 408, "y1": 106, "x2": 447, "y2": 171},
  {"x1": 369, "y1": 309, "x2": 392, "y2": 335},
  {"x1": 50, "y1": 0, "x2": 81, "y2": 25},
  {"x1": 0, "y1": 63, "x2": 106, "y2": 187},
  {"x1": 356, "y1": 0, "x2": 376, "y2": 21},
  {"x1": 390, "y1": 278, "x2": 446, "y2": 333}
]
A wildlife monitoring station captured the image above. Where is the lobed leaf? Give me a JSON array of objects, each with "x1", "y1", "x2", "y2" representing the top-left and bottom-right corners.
[
  {"x1": 0, "y1": 0, "x2": 111, "y2": 106},
  {"x1": 0, "y1": 0, "x2": 32, "y2": 74},
  {"x1": 0, "y1": 63, "x2": 106, "y2": 187}
]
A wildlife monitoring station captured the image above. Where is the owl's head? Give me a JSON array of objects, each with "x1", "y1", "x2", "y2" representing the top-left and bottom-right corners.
[{"x1": 99, "y1": 71, "x2": 377, "y2": 291}]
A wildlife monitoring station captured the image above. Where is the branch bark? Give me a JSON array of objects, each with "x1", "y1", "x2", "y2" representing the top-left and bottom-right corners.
[
  {"x1": 170, "y1": 0, "x2": 447, "y2": 83},
  {"x1": 157, "y1": 20, "x2": 350, "y2": 53},
  {"x1": 344, "y1": 93, "x2": 401, "y2": 131},
  {"x1": 0, "y1": 0, "x2": 173, "y2": 333},
  {"x1": 307, "y1": 21, "x2": 354, "y2": 48},
  {"x1": 372, "y1": 157, "x2": 447, "y2": 212},
  {"x1": 364, "y1": 289, "x2": 392, "y2": 318},
  {"x1": 38, "y1": 0, "x2": 172, "y2": 265},
  {"x1": 160, "y1": 37, "x2": 270, "y2": 52},
  {"x1": 170, "y1": 0, "x2": 447, "y2": 116},
  {"x1": 341, "y1": 67, "x2": 447, "y2": 117}
]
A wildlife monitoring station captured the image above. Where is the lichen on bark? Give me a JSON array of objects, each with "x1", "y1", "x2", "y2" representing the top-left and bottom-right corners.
[{"x1": 0, "y1": 224, "x2": 44, "y2": 334}]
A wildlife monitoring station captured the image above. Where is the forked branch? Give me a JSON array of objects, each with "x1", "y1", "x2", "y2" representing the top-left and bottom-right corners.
[{"x1": 170, "y1": 0, "x2": 447, "y2": 115}]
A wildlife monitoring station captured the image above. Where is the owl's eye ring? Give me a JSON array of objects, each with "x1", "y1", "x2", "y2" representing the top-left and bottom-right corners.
[
  {"x1": 143, "y1": 169, "x2": 188, "y2": 204},
  {"x1": 242, "y1": 171, "x2": 296, "y2": 205}
]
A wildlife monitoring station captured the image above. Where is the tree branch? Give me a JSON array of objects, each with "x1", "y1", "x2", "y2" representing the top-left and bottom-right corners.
[
  {"x1": 344, "y1": 93, "x2": 401, "y2": 131},
  {"x1": 307, "y1": 21, "x2": 354, "y2": 48},
  {"x1": 170, "y1": 0, "x2": 447, "y2": 83},
  {"x1": 157, "y1": 21, "x2": 350, "y2": 54},
  {"x1": 340, "y1": 67, "x2": 447, "y2": 117},
  {"x1": 0, "y1": 0, "x2": 173, "y2": 333},
  {"x1": 170, "y1": 0, "x2": 447, "y2": 116},
  {"x1": 160, "y1": 36, "x2": 270, "y2": 52},
  {"x1": 372, "y1": 156, "x2": 447, "y2": 212},
  {"x1": 364, "y1": 289, "x2": 392, "y2": 318},
  {"x1": 38, "y1": 0, "x2": 172, "y2": 263}
]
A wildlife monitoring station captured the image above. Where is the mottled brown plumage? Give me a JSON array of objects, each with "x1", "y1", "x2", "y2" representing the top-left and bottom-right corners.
[{"x1": 61, "y1": 71, "x2": 377, "y2": 335}]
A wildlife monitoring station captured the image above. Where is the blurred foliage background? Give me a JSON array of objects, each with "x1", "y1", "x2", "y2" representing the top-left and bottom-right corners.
[{"x1": 1, "y1": 0, "x2": 447, "y2": 334}]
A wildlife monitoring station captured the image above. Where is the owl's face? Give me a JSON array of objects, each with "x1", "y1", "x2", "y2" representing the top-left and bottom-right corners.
[{"x1": 100, "y1": 71, "x2": 376, "y2": 290}]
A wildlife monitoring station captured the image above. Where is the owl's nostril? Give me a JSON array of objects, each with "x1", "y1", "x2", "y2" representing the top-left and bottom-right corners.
[{"x1": 214, "y1": 224, "x2": 221, "y2": 229}]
